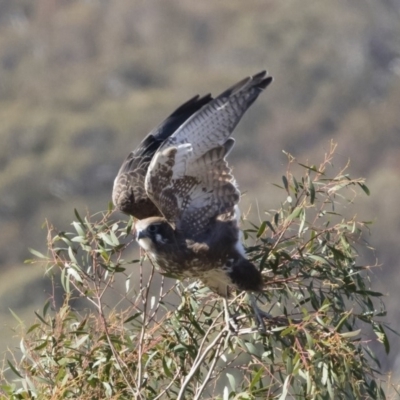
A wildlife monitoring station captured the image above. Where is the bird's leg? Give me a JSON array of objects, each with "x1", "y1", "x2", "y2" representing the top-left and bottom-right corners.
[
  {"x1": 248, "y1": 293, "x2": 272, "y2": 332},
  {"x1": 222, "y1": 297, "x2": 239, "y2": 333}
]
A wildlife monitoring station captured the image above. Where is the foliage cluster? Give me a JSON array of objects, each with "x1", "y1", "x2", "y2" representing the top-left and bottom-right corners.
[
  {"x1": 1, "y1": 2, "x2": 400, "y2": 370},
  {"x1": 0, "y1": 146, "x2": 392, "y2": 399}
]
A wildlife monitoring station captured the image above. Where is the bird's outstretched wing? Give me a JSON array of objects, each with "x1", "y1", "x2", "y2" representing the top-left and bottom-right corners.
[
  {"x1": 145, "y1": 71, "x2": 272, "y2": 236},
  {"x1": 112, "y1": 93, "x2": 212, "y2": 219}
]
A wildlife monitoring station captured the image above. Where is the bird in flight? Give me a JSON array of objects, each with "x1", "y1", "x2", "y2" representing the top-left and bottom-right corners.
[{"x1": 113, "y1": 71, "x2": 273, "y2": 330}]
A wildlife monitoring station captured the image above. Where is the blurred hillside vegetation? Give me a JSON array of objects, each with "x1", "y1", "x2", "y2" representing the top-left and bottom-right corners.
[{"x1": 0, "y1": 0, "x2": 400, "y2": 369}]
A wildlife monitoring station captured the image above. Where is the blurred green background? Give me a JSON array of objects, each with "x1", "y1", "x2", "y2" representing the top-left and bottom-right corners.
[{"x1": 0, "y1": 0, "x2": 400, "y2": 379}]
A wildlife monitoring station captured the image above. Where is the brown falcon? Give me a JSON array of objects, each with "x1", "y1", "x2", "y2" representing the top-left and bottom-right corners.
[{"x1": 113, "y1": 71, "x2": 273, "y2": 329}]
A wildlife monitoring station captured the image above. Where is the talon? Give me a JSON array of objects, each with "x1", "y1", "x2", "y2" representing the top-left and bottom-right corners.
[{"x1": 249, "y1": 294, "x2": 272, "y2": 332}]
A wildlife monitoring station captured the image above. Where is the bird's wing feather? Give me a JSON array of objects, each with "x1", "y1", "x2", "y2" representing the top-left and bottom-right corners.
[
  {"x1": 160, "y1": 71, "x2": 272, "y2": 159},
  {"x1": 180, "y1": 139, "x2": 240, "y2": 234},
  {"x1": 145, "y1": 71, "x2": 272, "y2": 234},
  {"x1": 145, "y1": 139, "x2": 239, "y2": 236},
  {"x1": 112, "y1": 94, "x2": 212, "y2": 218}
]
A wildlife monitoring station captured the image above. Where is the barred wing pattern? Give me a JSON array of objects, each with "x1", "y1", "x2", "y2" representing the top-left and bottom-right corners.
[
  {"x1": 161, "y1": 71, "x2": 272, "y2": 158},
  {"x1": 145, "y1": 71, "x2": 272, "y2": 236},
  {"x1": 146, "y1": 139, "x2": 238, "y2": 237},
  {"x1": 112, "y1": 94, "x2": 212, "y2": 219}
]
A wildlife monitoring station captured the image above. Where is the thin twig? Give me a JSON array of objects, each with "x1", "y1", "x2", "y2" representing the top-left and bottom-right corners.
[
  {"x1": 97, "y1": 293, "x2": 139, "y2": 398},
  {"x1": 137, "y1": 259, "x2": 155, "y2": 392},
  {"x1": 189, "y1": 308, "x2": 224, "y2": 368},
  {"x1": 148, "y1": 275, "x2": 165, "y2": 322},
  {"x1": 193, "y1": 329, "x2": 227, "y2": 400},
  {"x1": 153, "y1": 367, "x2": 182, "y2": 400},
  {"x1": 177, "y1": 328, "x2": 228, "y2": 400}
]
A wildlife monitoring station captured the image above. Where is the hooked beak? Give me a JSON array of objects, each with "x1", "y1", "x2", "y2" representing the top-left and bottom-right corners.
[{"x1": 136, "y1": 230, "x2": 146, "y2": 240}]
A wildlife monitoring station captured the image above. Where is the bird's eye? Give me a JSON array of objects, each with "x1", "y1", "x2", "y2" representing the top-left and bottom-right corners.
[{"x1": 148, "y1": 225, "x2": 157, "y2": 233}]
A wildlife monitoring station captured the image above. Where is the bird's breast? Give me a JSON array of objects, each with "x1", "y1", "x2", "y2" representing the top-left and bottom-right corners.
[{"x1": 146, "y1": 248, "x2": 229, "y2": 280}]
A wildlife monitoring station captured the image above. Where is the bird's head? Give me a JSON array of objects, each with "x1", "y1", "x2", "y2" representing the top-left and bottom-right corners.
[{"x1": 135, "y1": 217, "x2": 175, "y2": 253}]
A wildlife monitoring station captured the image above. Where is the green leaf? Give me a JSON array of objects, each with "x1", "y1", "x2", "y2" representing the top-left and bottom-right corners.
[
  {"x1": 249, "y1": 368, "x2": 264, "y2": 390},
  {"x1": 298, "y1": 209, "x2": 306, "y2": 236},
  {"x1": 298, "y1": 163, "x2": 324, "y2": 174},
  {"x1": 335, "y1": 312, "x2": 351, "y2": 332},
  {"x1": 109, "y1": 230, "x2": 120, "y2": 246},
  {"x1": 162, "y1": 357, "x2": 173, "y2": 378},
  {"x1": 286, "y1": 355, "x2": 293, "y2": 374},
  {"x1": 72, "y1": 221, "x2": 86, "y2": 237},
  {"x1": 7, "y1": 360, "x2": 23, "y2": 378},
  {"x1": 373, "y1": 323, "x2": 390, "y2": 354},
  {"x1": 126, "y1": 217, "x2": 134, "y2": 235},
  {"x1": 144, "y1": 351, "x2": 159, "y2": 370},
  {"x1": 99, "y1": 232, "x2": 113, "y2": 247},
  {"x1": 226, "y1": 372, "x2": 236, "y2": 391},
  {"x1": 364, "y1": 346, "x2": 381, "y2": 369},
  {"x1": 67, "y1": 266, "x2": 83, "y2": 283},
  {"x1": 265, "y1": 220, "x2": 276, "y2": 234},
  {"x1": 339, "y1": 329, "x2": 361, "y2": 338},
  {"x1": 60, "y1": 267, "x2": 70, "y2": 293},
  {"x1": 67, "y1": 246, "x2": 77, "y2": 264},
  {"x1": 321, "y1": 363, "x2": 328, "y2": 385},
  {"x1": 74, "y1": 208, "x2": 85, "y2": 225},
  {"x1": 34, "y1": 311, "x2": 50, "y2": 326},
  {"x1": 28, "y1": 248, "x2": 47, "y2": 259},
  {"x1": 356, "y1": 290, "x2": 383, "y2": 297},
  {"x1": 278, "y1": 375, "x2": 290, "y2": 400},
  {"x1": 309, "y1": 180, "x2": 316, "y2": 204},
  {"x1": 43, "y1": 299, "x2": 51, "y2": 317},
  {"x1": 281, "y1": 326, "x2": 296, "y2": 337},
  {"x1": 26, "y1": 323, "x2": 41, "y2": 334},
  {"x1": 257, "y1": 221, "x2": 268, "y2": 238},
  {"x1": 244, "y1": 342, "x2": 260, "y2": 357},
  {"x1": 282, "y1": 175, "x2": 289, "y2": 192},
  {"x1": 33, "y1": 341, "x2": 48, "y2": 351},
  {"x1": 287, "y1": 207, "x2": 302, "y2": 221},
  {"x1": 357, "y1": 182, "x2": 370, "y2": 196},
  {"x1": 73, "y1": 334, "x2": 89, "y2": 349},
  {"x1": 293, "y1": 176, "x2": 300, "y2": 195},
  {"x1": 304, "y1": 329, "x2": 314, "y2": 349},
  {"x1": 9, "y1": 309, "x2": 23, "y2": 325}
]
